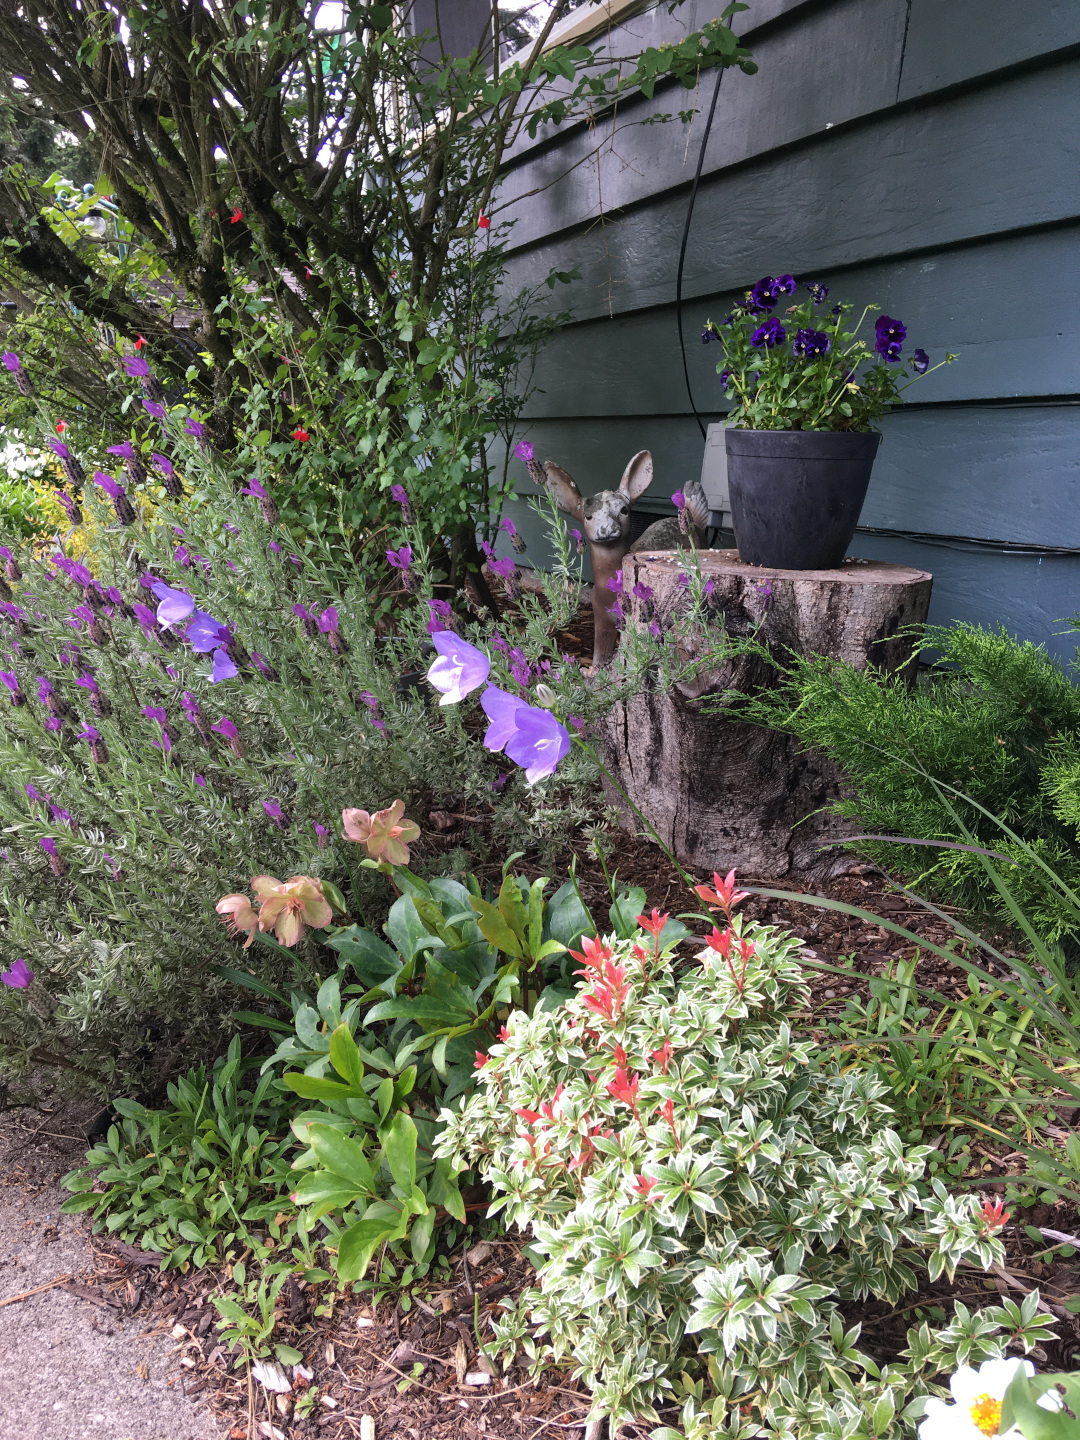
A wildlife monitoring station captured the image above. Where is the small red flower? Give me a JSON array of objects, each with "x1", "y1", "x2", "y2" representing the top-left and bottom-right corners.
[
  {"x1": 230, "y1": 208, "x2": 244, "y2": 224},
  {"x1": 134, "y1": 335, "x2": 146, "y2": 350},
  {"x1": 980, "y1": 1197, "x2": 1010, "y2": 1233},
  {"x1": 478, "y1": 213, "x2": 491, "y2": 230},
  {"x1": 292, "y1": 427, "x2": 310, "y2": 442},
  {"x1": 55, "y1": 420, "x2": 67, "y2": 434}
]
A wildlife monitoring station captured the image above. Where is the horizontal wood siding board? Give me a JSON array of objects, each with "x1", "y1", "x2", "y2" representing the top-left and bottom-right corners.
[
  {"x1": 514, "y1": 224, "x2": 1080, "y2": 413},
  {"x1": 503, "y1": 404, "x2": 1080, "y2": 548},
  {"x1": 898, "y1": 0, "x2": 1080, "y2": 98},
  {"x1": 495, "y1": 58, "x2": 1080, "y2": 316}
]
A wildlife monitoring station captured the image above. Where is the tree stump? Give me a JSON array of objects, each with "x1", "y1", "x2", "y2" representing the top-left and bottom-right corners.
[{"x1": 602, "y1": 550, "x2": 933, "y2": 880}]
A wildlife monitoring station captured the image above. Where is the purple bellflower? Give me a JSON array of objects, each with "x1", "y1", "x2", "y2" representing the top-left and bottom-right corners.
[
  {"x1": 152, "y1": 582, "x2": 195, "y2": 630},
  {"x1": 480, "y1": 685, "x2": 571, "y2": 785},
  {"x1": 426, "y1": 631, "x2": 490, "y2": 706}
]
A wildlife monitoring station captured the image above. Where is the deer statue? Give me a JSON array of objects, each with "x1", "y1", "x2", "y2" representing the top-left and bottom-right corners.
[{"x1": 539, "y1": 450, "x2": 710, "y2": 671}]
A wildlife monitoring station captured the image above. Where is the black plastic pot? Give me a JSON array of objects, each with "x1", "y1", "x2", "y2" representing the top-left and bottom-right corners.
[{"x1": 725, "y1": 429, "x2": 882, "y2": 570}]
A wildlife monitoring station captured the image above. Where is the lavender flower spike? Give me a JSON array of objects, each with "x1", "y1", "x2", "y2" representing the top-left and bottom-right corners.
[{"x1": 426, "y1": 631, "x2": 490, "y2": 706}]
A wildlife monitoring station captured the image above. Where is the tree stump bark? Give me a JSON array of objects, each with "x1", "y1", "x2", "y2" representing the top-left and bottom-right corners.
[{"x1": 602, "y1": 549, "x2": 933, "y2": 881}]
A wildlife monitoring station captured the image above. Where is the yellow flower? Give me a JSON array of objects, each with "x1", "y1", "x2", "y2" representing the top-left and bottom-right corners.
[
  {"x1": 341, "y1": 800, "x2": 421, "y2": 865},
  {"x1": 251, "y1": 874, "x2": 333, "y2": 947},
  {"x1": 215, "y1": 893, "x2": 259, "y2": 948}
]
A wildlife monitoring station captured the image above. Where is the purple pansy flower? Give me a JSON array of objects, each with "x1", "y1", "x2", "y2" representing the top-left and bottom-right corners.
[
  {"x1": 751, "y1": 318, "x2": 787, "y2": 349},
  {"x1": 426, "y1": 631, "x2": 490, "y2": 706},
  {"x1": 793, "y1": 327, "x2": 831, "y2": 358},
  {"x1": 875, "y1": 314, "x2": 906, "y2": 362},
  {"x1": 912, "y1": 348, "x2": 930, "y2": 374}
]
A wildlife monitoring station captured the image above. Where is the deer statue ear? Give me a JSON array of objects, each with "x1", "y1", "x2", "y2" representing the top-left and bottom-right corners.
[
  {"x1": 619, "y1": 451, "x2": 654, "y2": 504},
  {"x1": 543, "y1": 462, "x2": 585, "y2": 521}
]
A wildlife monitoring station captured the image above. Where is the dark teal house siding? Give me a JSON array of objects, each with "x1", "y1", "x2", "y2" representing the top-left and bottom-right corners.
[{"x1": 494, "y1": 0, "x2": 1080, "y2": 660}]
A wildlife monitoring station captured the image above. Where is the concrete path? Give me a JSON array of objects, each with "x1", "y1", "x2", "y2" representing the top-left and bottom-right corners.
[{"x1": 0, "y1": 1102, "x2": 219, "y2": 1440}]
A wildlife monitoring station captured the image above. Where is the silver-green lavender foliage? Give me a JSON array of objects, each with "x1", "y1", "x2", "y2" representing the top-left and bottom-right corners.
[{"x1": 436, "y1": 920, "x2": 1052, "y2": 1435}]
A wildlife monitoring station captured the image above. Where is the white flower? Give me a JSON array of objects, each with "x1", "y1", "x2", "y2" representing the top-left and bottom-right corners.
[{"x1": 919, "y1": 1357, "x2": 1047, "y2": 1439}]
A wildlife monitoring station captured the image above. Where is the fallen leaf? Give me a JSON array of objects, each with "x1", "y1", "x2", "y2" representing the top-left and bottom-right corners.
[{"x1": 252, "y1": 1360, "x2": 292, "y2": 1393}]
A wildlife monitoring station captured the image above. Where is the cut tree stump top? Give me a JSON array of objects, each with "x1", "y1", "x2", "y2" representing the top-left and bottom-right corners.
[{"x1": 622, "y1": 548, "x2": 933, "y2": 677}]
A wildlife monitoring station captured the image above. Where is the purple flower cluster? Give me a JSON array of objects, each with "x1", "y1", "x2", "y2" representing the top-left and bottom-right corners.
[
  {"x1": 750, "y1": 275, "x2": 796, "y2": 310},
  {"x1": 751, "y1": 317, "x2": 786, "y2": 349},
  {"x1": 875, "y1": 314, "x2": 906, "y2": 363},
  {"x1": 792, "y1": 327, "x2": 831, "y2": 359}
]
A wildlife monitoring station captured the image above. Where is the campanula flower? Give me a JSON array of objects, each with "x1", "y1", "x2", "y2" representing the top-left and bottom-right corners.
[
  {"x1": 480, "y1": 685, "x2": 528, "y2": 750},
  {"x1": 211, "y1": 647, "x2": 239, "y2": 683},
  {"x1": 503, "y1": 705, "x2": 571, "y2": 783},
  {"x1": 1, "y1": 958, "x2": 33, "y2": 988},
  {"x1": 426, "y1": 631, "x2": 490, "y2": 705},
  {"x1": 341, "y1": 800, "x2": 420, "y2": 864},
  {"x1": 185, "y1": 610, "x2": 229, "y2": 652},
  {"x1": 152, "y1": 583, "x2": 195, "y2": 629}
]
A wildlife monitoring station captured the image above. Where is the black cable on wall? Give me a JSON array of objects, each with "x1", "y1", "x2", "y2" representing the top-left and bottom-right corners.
[{"x1": 676, "y1": 64, "x2": 725, "y2": 443}]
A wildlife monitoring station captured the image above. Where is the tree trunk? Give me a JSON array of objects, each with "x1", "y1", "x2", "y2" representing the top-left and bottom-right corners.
[{"x1": 602, "y1": 550, "x2": 933, "y2": 881}]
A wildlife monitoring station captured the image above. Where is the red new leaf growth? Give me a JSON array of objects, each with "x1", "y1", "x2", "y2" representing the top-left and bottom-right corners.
[
  {"x1": 582, "y1": 957, "x2": 631, "y2": 1024},
  {"x1": 632, "y1": 1173, "x2": 658, "y2": 1202},
  {"x1": 651, "y1": 1040, "x2": 673, "y2": 1075},
  {"x1": 695, "y1": 868, "x2": 749, "y2": 917},
  {"x1": 606, "y1": 1066, "x2": 639, "y2": 1110},
  {"x1": 569, "y1": 934, "x2": 614, "y2": 976},
  {"x1": 661, "y1": 1097, "x2": 680, "y2": 1147},
  {"x1": 980, "y1": 1197, "x2": 1010, "y2": 1233},
  {"x1": 474, "y1": 1050, "x2": 490, "y2": 1070},
  {"x1": 705, "y1": 925, "x2": 756, "y2": 992}
]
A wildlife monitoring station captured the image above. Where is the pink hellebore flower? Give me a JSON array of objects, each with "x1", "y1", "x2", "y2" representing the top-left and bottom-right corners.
[
  {"x1": 216, "y1": 893, "x2": 259, "y2": 947},
  {"x1": 251, "y1": 874, "x2": 333, "y2": 947},
  {"x1": 341, "y1": 800, "x2": 420, "y2": 865}
]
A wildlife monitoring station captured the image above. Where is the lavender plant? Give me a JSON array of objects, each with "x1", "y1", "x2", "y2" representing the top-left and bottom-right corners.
[
  {"x1": 703, "y1": 275, "x2": 958, "y2": 431},
  {"x1": 437, "y1": 880, "x2": 1054, "y2": 1434}
]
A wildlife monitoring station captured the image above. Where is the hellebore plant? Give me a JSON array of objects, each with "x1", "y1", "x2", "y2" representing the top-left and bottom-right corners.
[
  {"x1": 216, "y1": 874, "x2": 334, "y2": 948},
  {"x1": 704, "y1": 275, "x2": 956, "y2": 431}
]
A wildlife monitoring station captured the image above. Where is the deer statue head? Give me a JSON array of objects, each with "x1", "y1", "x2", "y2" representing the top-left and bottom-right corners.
[{"x1": 540, "y1": 451, "x2": 709, "y2": 671}]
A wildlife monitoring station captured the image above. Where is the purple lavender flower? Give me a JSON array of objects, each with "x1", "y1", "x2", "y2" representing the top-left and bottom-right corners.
[
  {"x1": 792, "y1": 327, "x2": 831, "y2": 358},
  {"x1": 25, "y1": 783, "x2": 42, "y2": 803},
  {"x1": 500, "y1": 517, "x2": 527, "y2": 555},
  {"x1": 648, "y1": 620, "x2": 661, "y2": 639},
  {"x1": 49, "y1": 439, "x2": 70, "y2": 461},
  {"x1": 0, "y1": 547, "x2": 21, "y2": 582},
  {"x1": 211, "y1": 714, "x2": 244, "y2": 757},
  {"x1": 174, "y1": 545, "x2": 191, "y2": 568},
  {"x1": 92, "y1": 470, "x2": 137, "y2": 524},
  {"x1": 123, "y1": 354, "x2": 150, "y2": 378},
  {"x1": 44, "y1": 716, "x2": 63, "y2": 732},
  {"x1": 2, "y1": 351, "x2": 32, "y2": 395},
  {"x1": 184, "y1": 418, "x2": 205, "y2": 440},
  {"x1": 194, "y1": 775, "x2": 207, "y2": 787},
  {"x1": 80, "y1": 725, "x2": 108, "y2": 763},
  {"x1": 57, "y1": 491, "x2": 83, "y2": 525},
  {"x1": 314, "y1": 822, "x2": 330, "y2": 849},
  {"x1": 488, "y1": 553, "x2": 520, "y2": 602},
  {"x1": 251, "y1": 651, "x2": 278, "y2": 680},
  {"x1": 0, "y1": 671, "x2": 24, "y2": 705},
  {"x1": 40, "y1": 836, "x2": 65, "y2": 877},
  {"x1": 287, "y1": 554, "x2": 302, "y2": 569},
  {"x1": 490, "y1": 632, "x2": 510, "y2": 655},
  {"x1": 386, "y1": 544, "x2": 412, "y2": 570},
  {"x1": 224, "y1": 522, "x2": 239, "y2": 535},
  {"x1": 2, "y1": 351, "x2": 20, "y2": 371},
  {"x1": 269, "y1": 541, "x2": 282, "y2": 554},
  {"x1": 514, "y1": 440, "x2": 534, "y2": 462},
  {"x1": 107, "y1": 441, "x2": 136, "y2": 460},
  {"x1": 292, "y1": 604, "x2": 319, "y2": 638},
  {"x1": 633, "y1": 582, "x2": 654, "y2": 602},
  {"x1": 390, "y1": 484, "x2": 414, "y2": 523},
  {"x1": 263, "y1": 798, "x2": 289, "y2": 831},
  {"x1": 1, "y1": 958, "x2": 33, "y2": 988},
  {"x1": 751, "y1": 318, "x2": 786, "y2": 349},
  {"x1": 0, "y1": 602, "x2": 25, "y2": 636},
  {"x1": 570, "y1": 528, "x2": 584, "y2": 555},
  {"x1": 143, "y1": 400, "x2": 167, "y2": 422},
  {"x1": 358, "y1": 691, "x2": 385, "y2": 732},
  {"x1": 241, "y1": 477, "x2": 278, "y2": 525},
  {"x1": 427, "y1": 597, "x2": 455, "y2": 635},
  {"x1": 912, "y1": 348, "x2": 930, "y2": 374},
  {"x1": 131, "y1": 602, "x2": 161, "y2": 641},
  {"x1": 318, "y1": 606, "x2": 346, "y2": 655},
  {"x1": 606, "y1": 572, "x2": 624, "y2": 594},
  {"x1": 672, "y1": 490, "x2": 685, "y2": 511}
]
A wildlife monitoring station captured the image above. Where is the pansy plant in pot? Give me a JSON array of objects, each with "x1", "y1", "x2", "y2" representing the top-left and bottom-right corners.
[{"x1": 704, "y1": 276, "x2": 956, "y2": 569}]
